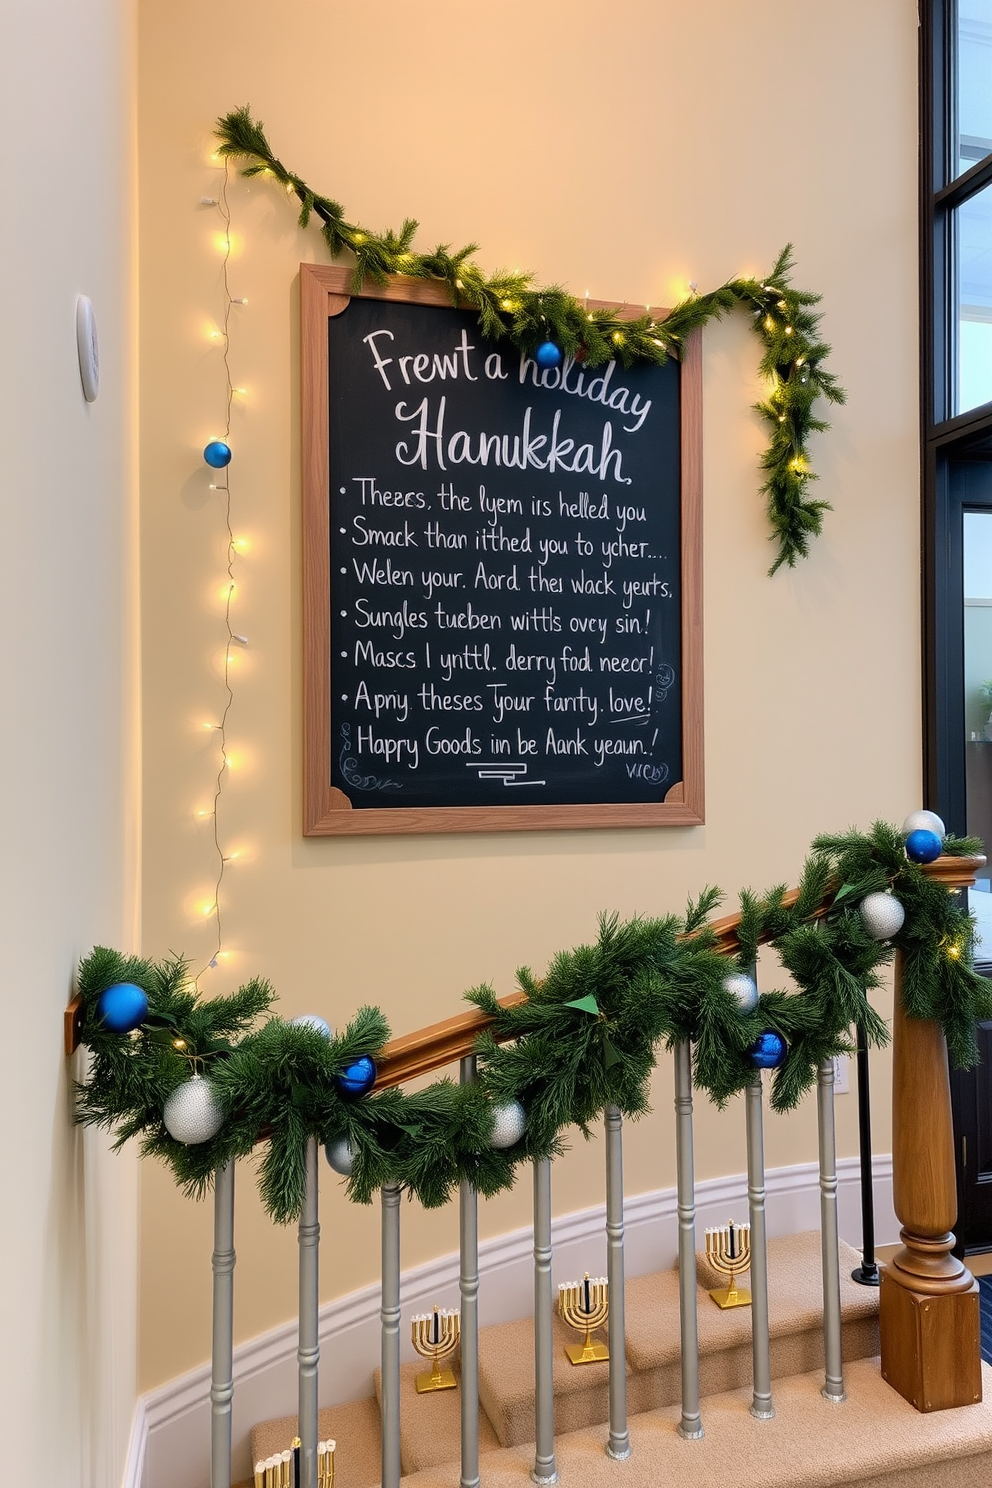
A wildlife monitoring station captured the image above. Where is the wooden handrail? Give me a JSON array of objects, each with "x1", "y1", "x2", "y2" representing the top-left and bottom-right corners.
[
  {"x1": 370, "y1": 895, "x2": 798, "y2": 1089},
  {"x1": 374, "y1": 994, "x2": 528, "y2": 1089},
  {"x1": 64, "y1": 855, "x2": 984, "y2": 1069},
  {"x1": 374, "y1": 854, "x2": 984, "y2": 1088}
]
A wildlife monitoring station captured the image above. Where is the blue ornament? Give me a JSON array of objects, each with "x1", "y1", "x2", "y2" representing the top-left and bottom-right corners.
[
  {"x1": 97, "y1": 981, "x2": 149, "y2": 1033},
  {"x1": 203, "y1": 440, "x2": 232, "y2": 468},
  {"x1": 749, "y1": 1030, "x2": 788, "y2": 1070},
  {"x1": 535, "y1": 340, "x2": 563, "y2": 369},
  {"x1": 905, "y1": 828, "x2": 942, "y2": 864},
  {"x1": 334, "y1": 1055, "x2": 376, "y2": 1097}
]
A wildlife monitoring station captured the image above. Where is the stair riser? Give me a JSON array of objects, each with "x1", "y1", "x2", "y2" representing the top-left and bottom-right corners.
[
  {"x1": 486, "y1": 1317, "x2": 880, "y2": 1448},
  {"x1": 631, "y1": 1317, "x2": 880, "y2": 1416}
]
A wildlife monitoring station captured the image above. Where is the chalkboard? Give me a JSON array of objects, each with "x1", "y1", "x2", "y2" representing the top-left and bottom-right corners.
[{"x1": 302, "y1": 265, "x2": 702, "y2": 834}]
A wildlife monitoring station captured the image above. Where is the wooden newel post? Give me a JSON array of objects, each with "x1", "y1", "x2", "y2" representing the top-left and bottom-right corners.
[{"x1": 880, "y1": 854, "x2": 985, "y2": 1413}]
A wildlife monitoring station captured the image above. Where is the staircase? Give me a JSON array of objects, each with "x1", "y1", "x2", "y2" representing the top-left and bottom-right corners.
[
  {"x1": 246, "y1": 1231, "x2": 992, "y2": 1487},
  {"x1": 161, "y1": 853, "x2": 992, "y2": 1488}
]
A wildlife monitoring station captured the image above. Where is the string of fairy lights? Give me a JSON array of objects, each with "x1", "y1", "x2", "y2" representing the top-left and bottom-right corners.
[
  {"x1": 194, "y1": 159, "x2": 248, "y2": 983},
  {"x1": 183, "y1": 164, "x2": 707, "y2": 986}
]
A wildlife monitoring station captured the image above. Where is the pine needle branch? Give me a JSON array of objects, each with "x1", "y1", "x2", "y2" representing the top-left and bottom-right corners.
[
  {"x1": 74, "y1": 820, "x2": 981, "y2": 1223},
  {"x1": 213, "y1": 109, "x2": 844, "y2": 573}
]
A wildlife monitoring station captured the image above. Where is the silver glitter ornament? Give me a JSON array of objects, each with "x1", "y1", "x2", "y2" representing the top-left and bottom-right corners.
[
  {"x1": 324, "y1": 1134, "x2": 354, "y2": 1176},
  {"x1": 162, "y1": 1074, "x2": 225, "y2": 1145},
  {"x1": 722, "y1": 972, "x2": 759, "y2": 1013},
  {"x1": 291, "y1": 1015, "x2": 335, "y2": 1039},
  {"x1": 489, "y1": 1099, "x2": 526, "y2": 1149},
  {"x1": 902, "y1": 810, "x2": 946, "y2": 841},
  {"x1": 859, "y1": 891, "x2": 906, "y2": 941}
]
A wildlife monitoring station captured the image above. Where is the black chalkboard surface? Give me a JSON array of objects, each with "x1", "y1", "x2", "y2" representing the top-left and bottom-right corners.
[{"x1": 302, "y1": 266, "x2": 702, "y2": 834}]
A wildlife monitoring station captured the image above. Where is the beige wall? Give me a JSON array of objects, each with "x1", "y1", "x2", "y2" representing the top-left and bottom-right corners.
[
  {"x1": 0, "y1": 0, "x2": 139, "y2": 1479},
  {"x1": 137, "y1": 0, "x2": 918, "y2": 1391}
]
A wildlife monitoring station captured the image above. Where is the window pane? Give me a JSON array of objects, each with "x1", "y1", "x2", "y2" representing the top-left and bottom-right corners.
[
  {"x1": 955, "y1": 182, "x2": 992, "y2": 413},
  {"x1": 963, "y1": 510, "x2": 992, "y2": 947},
  {"x1": 956, "y1": 2, "x2": 992, "y2": 177}
]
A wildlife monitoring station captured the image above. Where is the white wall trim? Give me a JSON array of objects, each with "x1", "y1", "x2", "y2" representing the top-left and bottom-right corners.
[
  {"x1": 121, "y1": 1397, "x2": 147, "y2": 1488},
  {"x1": 136, "y1": 1155, "x2": 894, "y2": 1488}
]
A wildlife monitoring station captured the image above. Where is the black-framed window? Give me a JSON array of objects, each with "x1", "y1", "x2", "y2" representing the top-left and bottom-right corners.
[
  {"x1": 922, "y1": 0, "x2": 992, "y2": 858},
  {"x1": 925, "y1": 4, "x2": 992, "y2": 1255}
]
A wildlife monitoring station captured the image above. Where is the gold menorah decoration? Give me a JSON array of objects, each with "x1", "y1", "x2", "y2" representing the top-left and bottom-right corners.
[
  {"x1": 705, "y1": 1220, "x2": 752, "y2": 1309},
  {"x1": 558, "y1": 1273, "x2": 610, "y2": 1365},
  {"x1": 317, "y1": 1438, "x2": 336, "y2": 1488},
  {"x1": 411, "y1": 1305, "x2": 460, "y2": 1393},
  {"x1": 254, "y1": 1450, "x2": 294, "y2": 1488}
]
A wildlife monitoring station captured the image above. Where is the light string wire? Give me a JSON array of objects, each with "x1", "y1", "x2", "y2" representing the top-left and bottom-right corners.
[{"x1": 197, "y1": 160, "x2": 241, "y2": 984}]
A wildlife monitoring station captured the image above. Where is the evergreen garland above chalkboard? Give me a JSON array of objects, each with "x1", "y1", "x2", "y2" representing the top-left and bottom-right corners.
[
  {"x1": 214, "y1": 106, "x2": 846, "y2": 575},
  {"x1": 73, "y1": 823, "x2": 990, "y2": 1223}
]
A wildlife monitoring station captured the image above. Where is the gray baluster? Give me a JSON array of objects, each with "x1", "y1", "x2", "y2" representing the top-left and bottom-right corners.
[
  {"x1": 745, "y1": 1075, "x2": 774, "y2": 1419},
  {"x1": 298, "y1": 1136, "x2": 320, "y2": 1488},
  {"x1": 604, "y1": 1104, "x2": 631, "y2": 1459},
  {"x1": 674, "y1": 1040, "x2": 703, "y2": 1439},
  {"x1": 381, "y1": 1181, "x2": 403, "y2": 1488},
  {"x1": 531, "y1": 1157, "x2": 558, "y2": 1484},
  {"x1": 460, "y1": 1056, "x2": 481, "y2": 1488},
  {"x1": 210, "y1": 1161, "x2": 235, "y2": 1488},
  {"x1": 817, "y1": 1058, "x2": 846, "y2": 1403}
]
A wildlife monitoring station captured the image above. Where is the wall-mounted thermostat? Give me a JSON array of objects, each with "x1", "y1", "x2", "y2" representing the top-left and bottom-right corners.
[{"x1": 76, "y1": 295, "x2": 99, "y2": 402}]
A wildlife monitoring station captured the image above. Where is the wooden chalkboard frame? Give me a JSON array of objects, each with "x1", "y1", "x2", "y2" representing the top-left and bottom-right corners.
[{"x1": 301, "y1": 263, "x2": 703, "y2": 835}]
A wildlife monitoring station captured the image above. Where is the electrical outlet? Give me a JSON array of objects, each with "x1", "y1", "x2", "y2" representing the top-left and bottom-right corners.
[{"x1": 832, "y1": 1054, "x2": 850, "y2": 1094}]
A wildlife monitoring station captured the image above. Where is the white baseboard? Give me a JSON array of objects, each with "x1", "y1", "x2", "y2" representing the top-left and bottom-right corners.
[{"x1": 133, "y1": 1155, "x2": 894, "y2": 1488}]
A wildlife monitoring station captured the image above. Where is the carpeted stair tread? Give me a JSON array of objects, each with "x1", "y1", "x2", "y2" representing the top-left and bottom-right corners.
[
  {"x1": 250, "y1": 1397, "x2": 381, "y2": 1488},
  {"x1": 477, "y1": 1304, "x2": 628, "y2": 1446},
  {"x1": 372, "y1": 1359, "x2": 501, "y2": 1474},
  {"x1": 478, "y1": 1229, "x2": 878, "y2": 1446},
  {"x1": 400, "y1": 1357, "x2": 992, "y2": 1488},
  {"x1": 629, "y1": 1230, "x2": 877, "y2": 1369}
]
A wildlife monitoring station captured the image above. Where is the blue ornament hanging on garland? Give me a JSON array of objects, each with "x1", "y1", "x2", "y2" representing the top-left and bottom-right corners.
[
  {"x1": 904, "y1": 828, "x2": 942, "y2": 864},
  {"x1": 749, "y1": 1030, "x2": 788, "y2": 1069},
  {"x1": 97, "y1": 981, "x2": 149, "y2": 1033},
  {"x1": 535, "y1": 340, "x2": 563, "y2": 369},
  {"x1": 334, "y1": 1055, "x2": 376, "y2": 1097},
  {"x1": 203, "y1": 439, "x2": 232, "y2": 469}
]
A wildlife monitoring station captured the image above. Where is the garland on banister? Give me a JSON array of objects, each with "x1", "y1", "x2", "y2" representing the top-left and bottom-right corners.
[
  {"x1": 214, "y1": 105, "x2": 845, "y2": 574},
  {"x1": 73, "y1": 821, "x2": 991, "y2": 1225}
]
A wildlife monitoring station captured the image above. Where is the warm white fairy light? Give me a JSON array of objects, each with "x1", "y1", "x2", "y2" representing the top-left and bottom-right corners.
[{"x1": 193, "y1": 158, "x2": 253, "y2": 984}]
